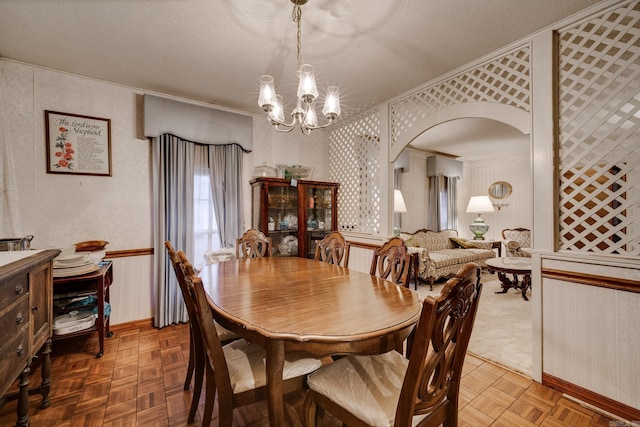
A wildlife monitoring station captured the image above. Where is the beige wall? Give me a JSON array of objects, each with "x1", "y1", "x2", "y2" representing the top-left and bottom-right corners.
[
  {"x1": 0, "y1": 58, "x2": 329, "y2": 324},
  {"x1": 459, "y1": 152, "x2": 532, "y2": 242},
  {"x1": 395, "y1": 148, "x2": 532, "y2": 241}
]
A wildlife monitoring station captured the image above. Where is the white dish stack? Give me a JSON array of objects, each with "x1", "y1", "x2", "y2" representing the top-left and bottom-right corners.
[{"x1": 53, "y1": 252, "x2": 99, "y2": 278}]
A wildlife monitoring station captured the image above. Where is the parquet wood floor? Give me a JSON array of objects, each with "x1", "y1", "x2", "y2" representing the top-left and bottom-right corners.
[{"x1": 0, "y1": 321, "x2": 616, "y2": 426}]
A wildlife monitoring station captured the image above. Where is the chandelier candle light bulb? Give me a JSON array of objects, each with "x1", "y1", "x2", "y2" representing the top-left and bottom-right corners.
[
  {"x1": 258, "y1": 75, "x2": 276, "y2": 108},
  {"x1": 297, "y1": 64, "x2": 318, "y2": 102},
  {"x1": 257, "y1": 0, "x2": 341, "y2": 134}
]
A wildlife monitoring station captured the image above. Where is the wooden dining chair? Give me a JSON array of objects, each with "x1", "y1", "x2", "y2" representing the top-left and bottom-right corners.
[
  {"x1": 235, "y1": 228, "x2": 273, "y2": 259},
  {"x1": 314, "y1": 231, "x2": 350, "y2": 267},
  {"x1": 370, "y1": 237, "x2": 412, "y2": 288},
  {"x1": 304, "y1": 262, "x2": 482, "y2": 427},
  {"x1": 179, "y1": 253, "x2": 323, "y2": 427},
  {"x1": 164, "y1": 241, "x2": 239, "y2": 423}
]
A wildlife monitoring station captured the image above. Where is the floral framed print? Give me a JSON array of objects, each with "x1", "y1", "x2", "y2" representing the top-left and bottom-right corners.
[{"x1": 45, "y1": 110, "x2": 112, "y2": 176}]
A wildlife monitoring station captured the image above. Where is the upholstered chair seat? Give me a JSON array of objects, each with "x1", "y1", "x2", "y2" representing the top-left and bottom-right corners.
[
  {"x1": 223, "y1": 339, "x2": 323, "y2": 394},
  {"x1": 306, "y1": 350, "x2": 428, "y2": 427}
]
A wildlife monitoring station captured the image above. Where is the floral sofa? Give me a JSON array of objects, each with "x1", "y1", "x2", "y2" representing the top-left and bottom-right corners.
[{"x1": 399, "y1": 229, "x2": 496, "y2": 288}]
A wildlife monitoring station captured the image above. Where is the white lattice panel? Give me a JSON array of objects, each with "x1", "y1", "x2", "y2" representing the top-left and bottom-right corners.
[
  {"x1": 558, "y1": 0, "x2": 640, "y2": 256},
  {"x1": 329, "y1": 110, "x2": 381, "y2": 234},
  {"x1": 390, "y1": 46, "x2": 530, "y2": 147}
]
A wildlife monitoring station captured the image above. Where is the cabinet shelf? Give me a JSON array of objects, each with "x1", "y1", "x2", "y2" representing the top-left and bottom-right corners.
[{"x1": 52, "y1": 261, "x2": 113, "y2": 358}]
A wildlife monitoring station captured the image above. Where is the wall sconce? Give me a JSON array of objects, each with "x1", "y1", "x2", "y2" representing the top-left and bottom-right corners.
[{"x1": 492, "y1": 203, "x2": 510, "y2": 211}]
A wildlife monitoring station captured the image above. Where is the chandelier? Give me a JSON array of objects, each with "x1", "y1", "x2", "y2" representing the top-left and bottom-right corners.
[{"x1": 258, "y1": 0, "x2": 341, "y2": 134}]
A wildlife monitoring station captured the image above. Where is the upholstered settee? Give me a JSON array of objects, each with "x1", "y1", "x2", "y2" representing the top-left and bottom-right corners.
[{"x1": 399, "y1": 229, "x2": 496, "y2": 287}]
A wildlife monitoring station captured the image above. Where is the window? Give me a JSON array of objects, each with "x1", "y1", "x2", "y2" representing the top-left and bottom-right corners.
[{"x1": 193, "y1": 170, "x2": 221, "y2": 266}]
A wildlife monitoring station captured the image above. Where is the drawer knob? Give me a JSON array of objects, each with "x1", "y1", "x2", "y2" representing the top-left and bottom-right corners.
[
  {"x1": 16, "y1": 312, "x2": 24, "y2": 324},
  {"x1": 15, "y1": 284, "x2": 24, "y2": 294},
  {"x1": 17, "y1": 345, "x2": 23, "y2": 356}
]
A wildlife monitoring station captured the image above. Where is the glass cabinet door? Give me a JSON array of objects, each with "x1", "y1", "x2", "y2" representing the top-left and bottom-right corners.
[
  {"x1": 303, "y1": 186, "x2": 334, "y2": 258},
  {"x1": 266, "y1": 183, "x2": 299, "y2": 257}
]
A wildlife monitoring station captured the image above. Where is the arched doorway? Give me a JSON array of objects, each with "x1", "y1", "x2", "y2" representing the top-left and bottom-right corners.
[{"x1": 393, "y1": 102, "x2": 534, "y2": 376}]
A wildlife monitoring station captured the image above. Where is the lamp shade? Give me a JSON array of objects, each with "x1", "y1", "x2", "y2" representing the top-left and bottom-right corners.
[
  {"x1": 466, "y1": 196, "x2": 494, "y2": 213},
  {"x1": 394, "y1": 190, "x2": 407, "y2": 213}
]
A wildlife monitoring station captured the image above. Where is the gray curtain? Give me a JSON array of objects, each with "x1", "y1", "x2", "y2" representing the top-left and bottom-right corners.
[
  {"x1": 427, "y1": 174, "x2": 458, "y2": 231},
  {"x1": 394, "y1": 168, "x2": 403, "y2": 231},
  {"x1": 152, "y1": 134, "x2": 244, "y2": 328},
  {"x1": 208, "y1": 144, "x2": 244, "y2": 249}
]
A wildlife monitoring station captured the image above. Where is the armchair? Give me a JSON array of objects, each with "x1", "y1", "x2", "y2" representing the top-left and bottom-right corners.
[{"x1": 502, "y1": 228, "x2": 531, "y2": 257}]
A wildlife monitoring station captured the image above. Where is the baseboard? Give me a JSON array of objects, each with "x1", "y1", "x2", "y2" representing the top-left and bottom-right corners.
[
  {"x1": 110, "y1": 318, "x2": 155, "y2": 331},
  {"x1": 542, "y1": 372, "x2": 640, "y2": 422}
]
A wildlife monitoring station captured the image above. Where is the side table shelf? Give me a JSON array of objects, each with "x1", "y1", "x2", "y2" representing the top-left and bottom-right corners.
[{"x1": 52, "y1": 261, "x2": 113, "y2": 358}]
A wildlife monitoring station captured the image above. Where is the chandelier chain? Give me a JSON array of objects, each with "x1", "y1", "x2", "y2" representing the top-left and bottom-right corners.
[{"x1": 293, "y1": 4, "x2": 302, "y2": 72}]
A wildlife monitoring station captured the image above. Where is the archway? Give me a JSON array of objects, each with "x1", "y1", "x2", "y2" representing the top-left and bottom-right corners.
[
  {"x1": 391, "y1": 101, "x2": 530, "y2": 162},
  {"x1": 392, "y1": 102, "x2": 534, "y2": 376}
]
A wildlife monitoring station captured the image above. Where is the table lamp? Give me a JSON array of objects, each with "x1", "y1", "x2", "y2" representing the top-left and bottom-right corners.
[
  {"x1": 394, "y1": 189, "x2": 407, "y2": 235},
  {"x1": 466, "y1": 195, "x2": 494, "y2": 239}
]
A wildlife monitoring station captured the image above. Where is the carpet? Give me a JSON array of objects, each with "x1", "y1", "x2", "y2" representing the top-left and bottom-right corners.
[{"x1": 415, "y1": 272, "x2": 532, "y2": 376}]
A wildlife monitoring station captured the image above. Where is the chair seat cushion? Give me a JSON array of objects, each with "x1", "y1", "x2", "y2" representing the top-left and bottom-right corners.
[
  {"x1": 224, "y1": 339, "x2": 322, "y2": 394},
  {"x1": 307, "y1": 351, "x2": 427, "y2": 427}
]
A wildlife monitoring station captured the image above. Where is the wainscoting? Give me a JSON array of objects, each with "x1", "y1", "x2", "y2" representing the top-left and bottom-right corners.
[
  {"x1": 539, "y1": 254, "x2": 640, "y2": 422},
  {"x1": 102, "y1": 251, "x2": 154, "y2": 326}
]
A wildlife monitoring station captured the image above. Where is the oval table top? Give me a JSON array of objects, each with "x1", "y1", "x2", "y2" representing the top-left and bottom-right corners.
[{"x1": 200, "y1": 256, "x2": 422, "y2": 344}]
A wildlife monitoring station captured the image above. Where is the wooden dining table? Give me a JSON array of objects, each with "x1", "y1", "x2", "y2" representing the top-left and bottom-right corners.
[{"x1": 199, "y1": 256, "x2": 422, "y2": 426}]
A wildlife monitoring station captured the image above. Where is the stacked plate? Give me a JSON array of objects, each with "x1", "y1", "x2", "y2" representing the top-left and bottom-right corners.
[{"x1": 53, "y1": 253, "x2": 99, "y2": 278}]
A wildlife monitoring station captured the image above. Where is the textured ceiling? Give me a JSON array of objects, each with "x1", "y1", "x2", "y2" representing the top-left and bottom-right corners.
[{"x1": 0, "y1": 0, "x2": 602, "y2": 158}]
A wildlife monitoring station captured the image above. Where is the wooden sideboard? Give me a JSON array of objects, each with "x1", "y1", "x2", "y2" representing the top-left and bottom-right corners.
[{"x1": 0, "y1": 249, "x2": 59, "y2": 427}]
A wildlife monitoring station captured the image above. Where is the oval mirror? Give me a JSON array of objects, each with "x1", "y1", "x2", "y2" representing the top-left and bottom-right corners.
[{"x1": 488, "y1": 181, "x2": 512, "y2": 199}]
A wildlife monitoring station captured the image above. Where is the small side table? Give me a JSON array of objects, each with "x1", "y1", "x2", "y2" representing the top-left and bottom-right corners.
[
  {"x1": 485, "y1": 257, "x2": 532, "y2": 300},
  {"x1": 53, "y1": 261, "x2": 113, "y2": 358}
]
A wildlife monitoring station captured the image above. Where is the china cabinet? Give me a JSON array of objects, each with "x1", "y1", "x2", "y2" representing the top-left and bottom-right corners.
[{"x1": 250, "y1": 177, "x2": 339, "y2": 259}]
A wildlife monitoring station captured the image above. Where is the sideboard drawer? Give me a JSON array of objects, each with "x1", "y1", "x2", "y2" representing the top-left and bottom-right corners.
[
  {"x1": 0, "y1": 326, "x2": 29, "y2": 396},
  {"x1": 0, "y1": 295, "x2": 29, "y2": 346},
  {"x1": 0, "y1": 272, "x2": 28, "y2": 309}
]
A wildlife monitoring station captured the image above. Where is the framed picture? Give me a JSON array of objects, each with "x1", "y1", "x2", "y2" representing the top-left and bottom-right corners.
[{"x1": 45, "y1": 110, "x2": 112, "y2": 176}]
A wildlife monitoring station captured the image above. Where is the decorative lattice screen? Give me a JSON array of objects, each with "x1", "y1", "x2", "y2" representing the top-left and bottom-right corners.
[
  {"x1": 390, "y1": 46, "x2": 531, "y2": 148},
  {"x1": 328, "y1": 110, "x2": 381, "y2": 233},
  {"x1": 330, "y1": 47, "x2": 531, "y2": 234},
  {"x1": 558, "y1": 0, "x2": 640, "y2": 256}
]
